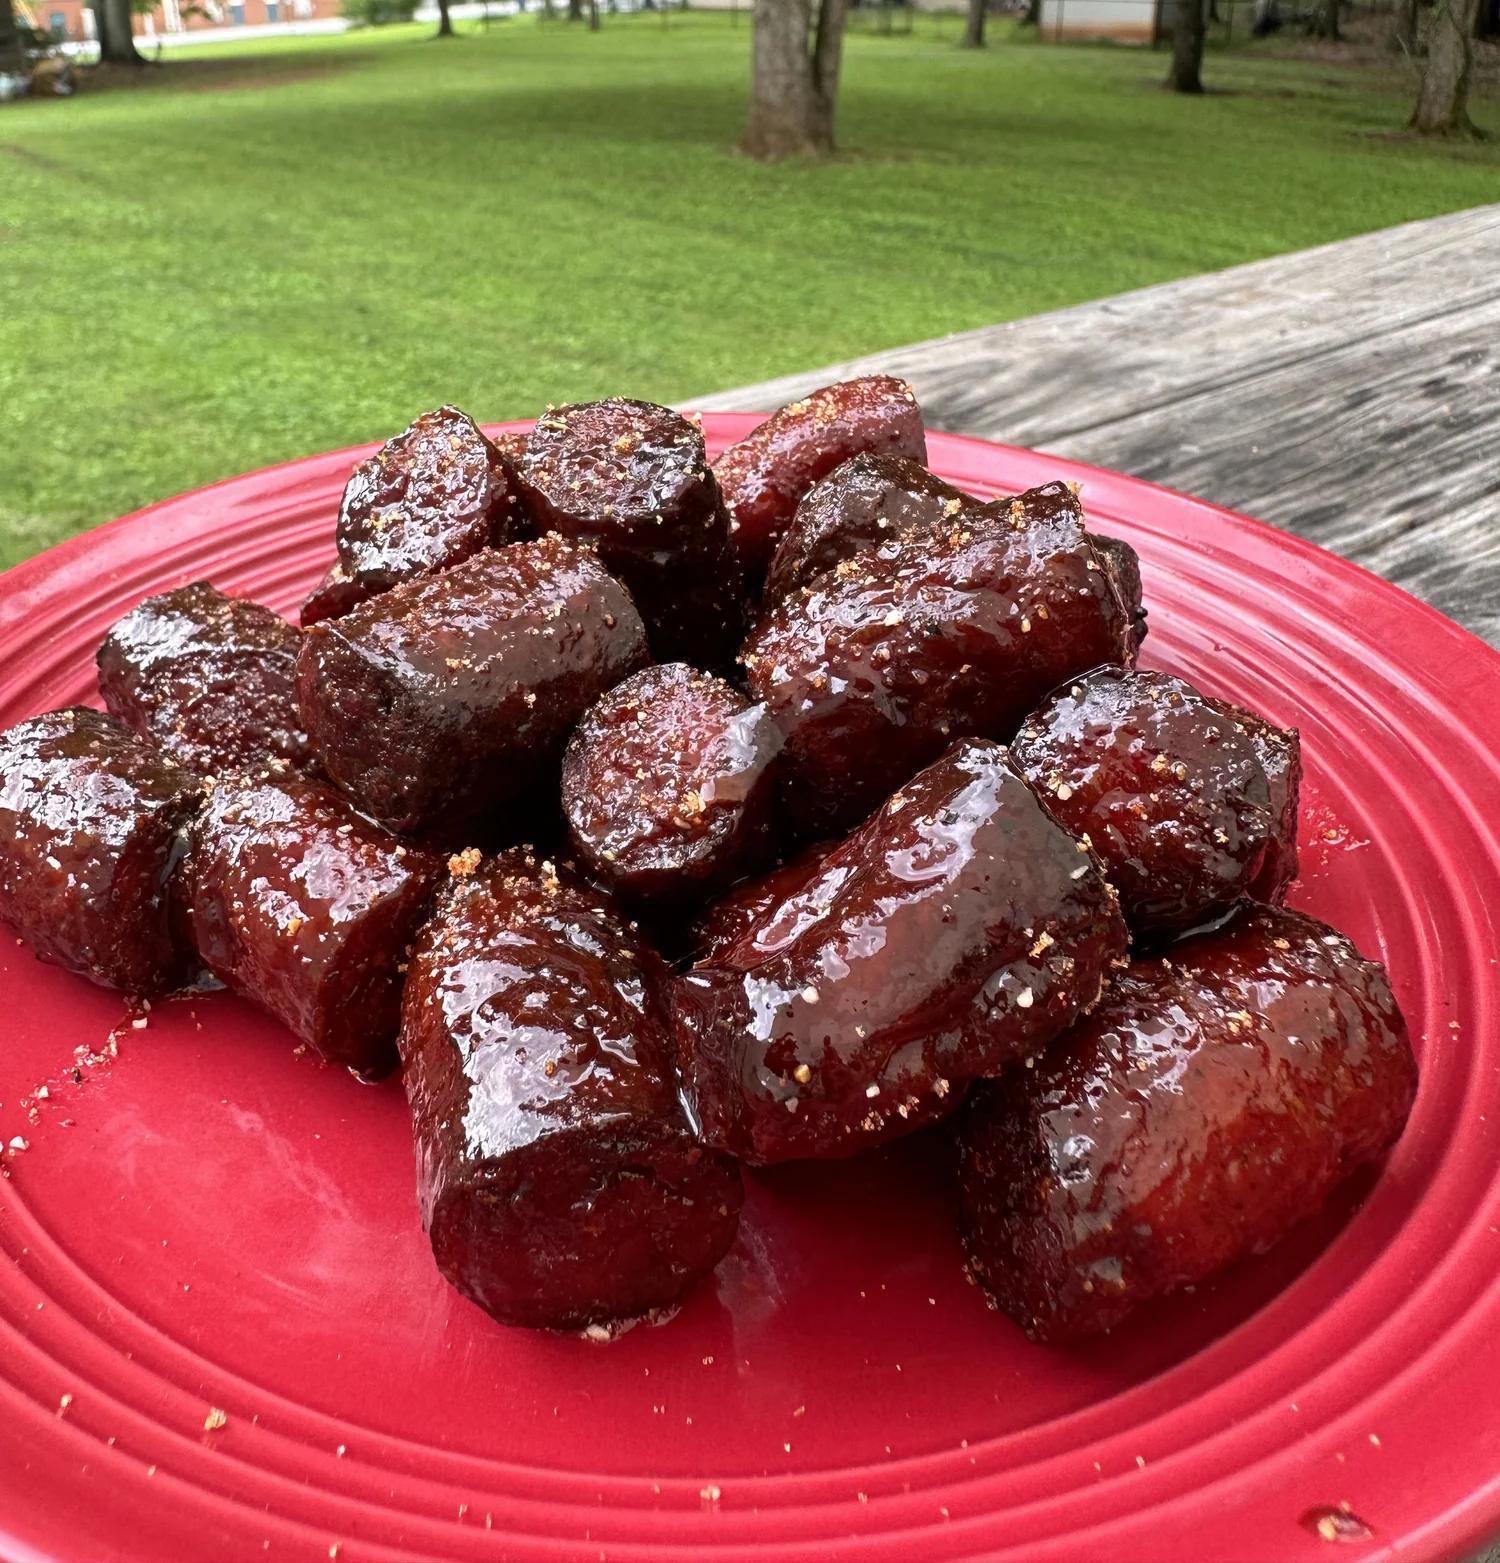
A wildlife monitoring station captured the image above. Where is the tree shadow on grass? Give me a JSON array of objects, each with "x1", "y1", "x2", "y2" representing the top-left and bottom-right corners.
[{"x1": 78, "y1": 52, "x2": 357, "y2": 97}]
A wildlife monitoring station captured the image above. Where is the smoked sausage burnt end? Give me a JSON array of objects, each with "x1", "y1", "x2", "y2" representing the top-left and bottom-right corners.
[
  {"x1": 1091, "y1": 535, "x2": 1148, "y2": 651},
  {"x1": 764, "y1": 453, "x2": 968, "y2": 606},
  {"x1": 518, "y1": 399, "x2": 746, "y2": 668},
  {"x1": 336, "y1": 405, "x2": 530, "y2": 597},
  {"x1": 0, "y1": 708, "x2": 203, "y2": 994},
  {"x1": 955, "y1": 904, "x2": 1417, "y2": 1342},
  {"x1": 689, "y1": 839, "x2": 834, "y2": 967},
  {"x1": 561, "y1": 664, "x2": 782, "y2": 907},
  {"x1": 97, "y1": 582, "x2": 311, "y2": 777},
  {"x1": 1242, "y1": 710, "x2": 1301, "y2": 901},
  {"x1": 187, "y1": 774, "x2": 441, "y2": 1078},
  {"x1": 1011, "y1": 668, "x2": 1299, "y2": 939},
  {"x1": 744, "y1": 482, "x2": 1135, "y2": 840},
  {"x1": 400, "y1": 856, "x2": 744, "y2": 1330},
  {"x1": 300, "y1": 561, "x2": 374, "y2": 628},
  {"x1": 672, "y1": 740, "x2": 1127, "y2": 1165},
  {"x1": 765, "y1": 458, "x2": 1147, "y2": 656},
  {"x1": 713, "y1": 376, "x2": 927, "y2": 582},
  {"x1": 296, "y1": 537, "x2": 649, "y2": 834}
]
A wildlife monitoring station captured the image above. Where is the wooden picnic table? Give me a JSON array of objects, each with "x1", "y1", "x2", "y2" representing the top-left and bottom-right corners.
[{"x1": 691, "y1": 204, "x2": 1500, "y2": 651}]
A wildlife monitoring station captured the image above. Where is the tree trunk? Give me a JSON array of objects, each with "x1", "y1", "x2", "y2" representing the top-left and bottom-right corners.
[
  {"x1": 1410, "y1": 0, "x2": 1483, "y2": 132},
  {"x1": 1165, "y1": 0, "x2": 1204, "y2": 89},
  {"x1": 1389, "y1": 0, "x2": 1418, "y2": 52},
  {"x1": 1311, "y1": 0, "x2": 1338, "y2": 37},
  {"x1": 435, "y1": 0, "x2": 454, "y2": 33},
  {"x1": 740, "y1": 0, "x2": 848, "y2": 160},
  {"x1": 588, "y1": 0, "x2": 598, "y2": 25},
  {"x1": 0, "y1": 0, "x2": 26, "y2": 78},
  {"x1": 94, "y1": 0, "x2": 146, "y2": 63},
  {"x1": 568, "y1": 0, "x2": 583, "y2": 19},
  {"x1": 1023, "y1": 0, "x2": 1040, "y2": 21},
  {"x1": 962, "y1": 0, "x2": 985, "y2": 45}
]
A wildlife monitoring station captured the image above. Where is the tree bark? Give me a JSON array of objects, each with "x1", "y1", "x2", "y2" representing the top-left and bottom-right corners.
[
  {"x1": 740, "y1": 0, "x2": 848, "y2": 159},
  {"x1": 436, "y1": 0, "x2": 454, "y2": 33},
  {"x1": 1165, "y1": 0, "x2": 1204, "y2": 90},
  {"x1": 1023, "y1": 0, "x2": 1040, "y2": 21},
  {"x1": 94, "y1": 0, "x2": 146, "y2": 63},
  {"x1": 0, "y1": 0, "x2": 27, "y2": 78},
  {"x1": 568, "y1": 0, "x2": 583, "y2": 19},
  {"x1": 1310, "y1": 0, "x2": 1338, "y2": 37},
  {"x1": 1476, "y1": 0, "x2": 1497, "y2": 38},
  {"x1": 1389, "y1": 0, "x2": 1418, "y2": 52},
  {"x1": 1410, "y1": 0, "x2": 1483, "y2": 132},
  {"x1": 962, "y1": 0, "x2": 986, "y2": 45},
  {"x1": 588, "y1": 0, "x2": 598, "y2": 25}
]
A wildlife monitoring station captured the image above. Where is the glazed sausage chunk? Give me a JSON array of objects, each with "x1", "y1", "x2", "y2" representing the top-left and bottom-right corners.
[
  {"x1": 518, "y1": 398, "x2": 747, "y2": 668},
  {"x1": 688, "y1": 838, "x2": 834, "y2": 967},
  {"x1": 1012, "y1": 668, "x2": 1299, "y2": 939},
  {"x1": 955, "y1": 904, "x2": 1417, "y2": 1341},
  {"x1": 672, "y1": 740, "x2": 1126, "y2": 1165},
  {"x1": 489, "y1": 429, "x2": 531, "y2": 463},
  {"x1": 97, "y1": 582, "x2": 311, "y2": 776},
  {"x1": 744, "y1": 482, "x2": 1135, "y2": 839},
  {"x1": 1242, "y1": 710, "x2": 1301, "y2": 900},
  {"x1": 764, "y1": 459, "x2": 1146, "y2": 654},
  {"x1": 1091, "y1": 534, "x2": 1148, "y2": 651},
  {"x1": 763, "y1": 453, "x2": 970, "y2": 606},
  {"x1": 399, "y1": 854, "x2": 744, "y2": 1330},
  {"x1": 187, "y1": 774, "x2": 441, "y2": 1078},
  {"x1": 562, "y1": 663, "x2": 782, "y2": 906},
  {"x1": 336, "y1": 405, "x2": 530, "y2": 597},
  {"x1": 296, "y1": 537, "x2": 649, "y2": 834},
  {"x1": 713, "y1": 376, "x2": 927, "y2": 581},
  {"x1": 0, "y1": 708, "x2": 203, "y2": 994},
  {"x1": 300, "y1": 560, "x2": 375, "y2": 628}
]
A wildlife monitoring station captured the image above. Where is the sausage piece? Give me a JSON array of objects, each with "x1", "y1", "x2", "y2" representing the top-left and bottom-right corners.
[
  {"x1": 97, "y1": 582, "x2": 311, "y2": 777},
  {"x1": 300, "y1": 561, "x2": 375, "y2": 628},
  {"x1": 763, "y1": 453, "x2": 968, "y2": 606},
  {"x1": 713, "y1": 376, "x2": 927, "y2": 582},
  {"x1": 765, "y1": 459, "x2": 1148, "y2": 659},
  {"x1": 688, "y1": 838, "x2": 834, "y2": 968},
  {"x1": 672, "y1": 739, "x2": 1127, "y2": 1165},
  {"x1": 518, "y1": 399, "x2": 747, "y2": 668},
  {"x1": 186, "y1": 774, "x2": 441, "y2": 1078},
  {"x1": 489, "y1": 429, "x2": 531, "y2": 463},
  {"x1": 296, "y1": 537, "x2": 649, "y2": 834},
  {"x1": 1011, "y1": 668, "x2": 1298, "y2": 939},
  {"x1": 399, "y1": 854, "x2": 744, "y2": 1330},
  {"x1": 0, "y1": 708, "x2": 203, "y2": 994},
  {"x1": 954, "y1": 904, "x2": 1417, "y2": 1341},
  {"x1": 1091, "y1": 534, "x2": 1148, "y2": 651},
  {"x1": 561, "y1": 663, "x2": 782, "y2": 906},
  {"x1": 1242, "y1": 710, "x2": 1301, "y2": 900},
  {"x1": 744, "y1": 481, "x2": 1135, "y2": 839},
  {"x1": 336, "y1": 405, "x2": 530, "y2": 597}
]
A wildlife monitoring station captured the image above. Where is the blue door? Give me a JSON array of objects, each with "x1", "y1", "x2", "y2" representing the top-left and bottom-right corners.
[
  {"x1": 230, "y1": 1, "x2": 246, "y2": 19},
  {"x1": 265, "y1": 0, "x2": 279, "y2": 17},
  {"x1": 48, "y1": 9, "x2": 66, "y2": 32}
]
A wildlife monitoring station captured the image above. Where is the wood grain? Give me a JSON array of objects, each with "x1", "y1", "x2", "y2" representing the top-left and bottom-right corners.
[{"x1": 689, "y1": 205, "x2": 1500, "y2": 648}]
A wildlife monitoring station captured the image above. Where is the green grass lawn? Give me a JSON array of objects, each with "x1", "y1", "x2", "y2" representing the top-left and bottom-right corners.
[{"x1": 1, "y1": 11, "x2": 1496, "y2": 566}]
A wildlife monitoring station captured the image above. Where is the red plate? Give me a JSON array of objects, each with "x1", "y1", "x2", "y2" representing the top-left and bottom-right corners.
[{"x1": 2, "y1": 419, "x2": 1498, "y2": 1563}]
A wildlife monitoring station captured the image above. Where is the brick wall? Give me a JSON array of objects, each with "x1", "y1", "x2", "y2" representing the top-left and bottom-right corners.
[{"x1": 31, "y1": 0, "x2": 344, "y2": 43}]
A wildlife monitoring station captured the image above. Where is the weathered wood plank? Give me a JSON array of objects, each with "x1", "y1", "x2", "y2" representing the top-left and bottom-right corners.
[{"x1": 688, "y1": 205, "x2": 1500, "y2": 648}]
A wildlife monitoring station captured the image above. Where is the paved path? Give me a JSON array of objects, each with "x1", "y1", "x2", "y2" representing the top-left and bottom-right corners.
[{"x1": 690, "y1": 205, "x2": 1500, "y2": 650}]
